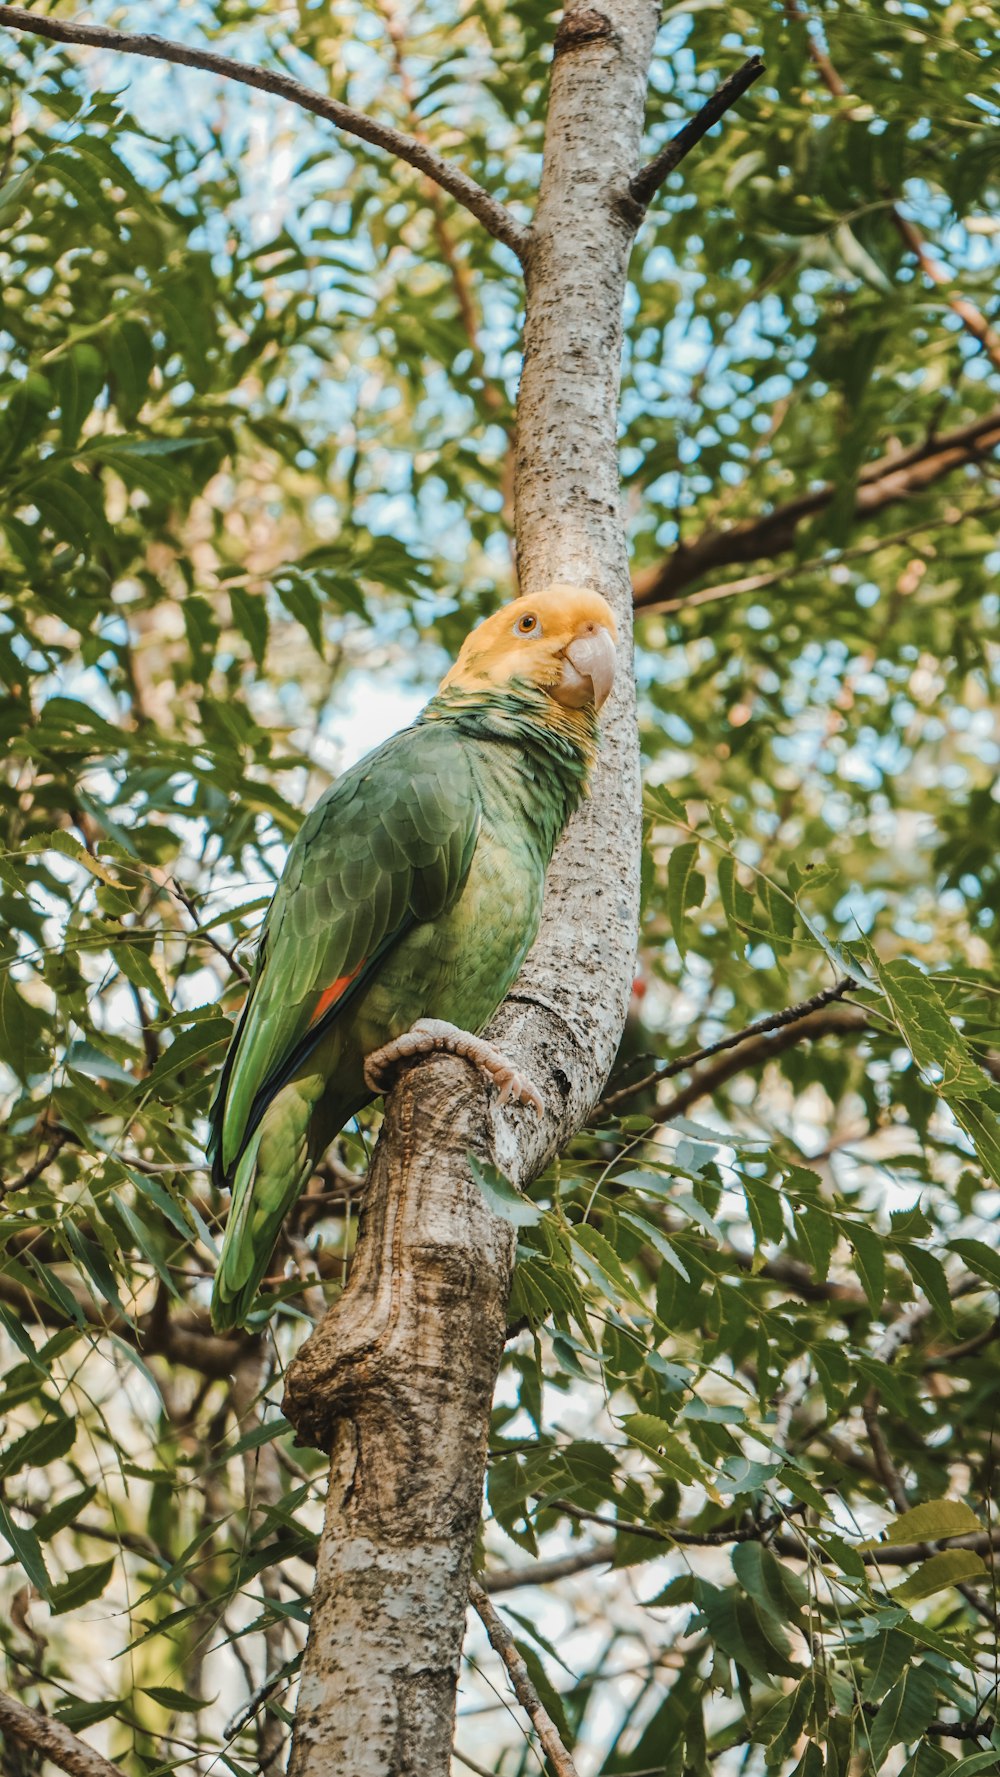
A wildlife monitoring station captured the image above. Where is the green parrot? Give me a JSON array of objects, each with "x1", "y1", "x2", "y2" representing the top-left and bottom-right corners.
[{"x1": 207, "y1": 583, "x2": 618, "y2": 1330}]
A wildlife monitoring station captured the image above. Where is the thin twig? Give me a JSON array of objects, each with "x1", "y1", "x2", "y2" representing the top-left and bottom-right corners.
[
  {"x1": 597, "y1": 975, "x2": 857, "y2": 1115},
  {"x1": 542, "y1": 1498, "x2": 803, "y2": 1547},
  {"x1": 922, "y1": 1318, "x2": 1000, "y2": 1370},
  {"x1": 0, "y1": 4, "x2": 528, "y2": 260},
  {"x1": 468, "y1": 1579, "x2": 580, "y2": 1777},
  {"x1": 651, "y1": 1005, "x2": 871, "y2": 1126},
  {"x1": 485, "y1": 1545, "x2": 614, "y2": 1593},
  {"x1": 0, "y1": 1689, "x2": 126, "y2": 1777},
  {"x1": 124, "y1": 976, "x2": 160, "y2": 1073},
  {"x1": 169, "y1": 878, "x2": 250, "y2": 985},
  {"x1": 629, "y1": 56, "x2": 765, "y2": 208},
  {"x1": 1, "y1": 1127, "x2": 72, "y2": 1195}
]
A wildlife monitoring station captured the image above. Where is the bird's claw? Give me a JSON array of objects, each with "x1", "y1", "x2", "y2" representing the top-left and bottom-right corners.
[{"x1": 364, "y1": 1019, "x2": 545, "y2": 1118}]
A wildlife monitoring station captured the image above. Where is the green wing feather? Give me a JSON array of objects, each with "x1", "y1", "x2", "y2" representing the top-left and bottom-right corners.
[{"x1": 207, "y1": 720, "x2": 482, "y2": 1190}]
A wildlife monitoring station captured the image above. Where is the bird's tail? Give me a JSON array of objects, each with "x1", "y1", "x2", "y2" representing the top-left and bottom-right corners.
[{"x1": 210, "y1": 1092, "x2": 314, "y2": 1333}]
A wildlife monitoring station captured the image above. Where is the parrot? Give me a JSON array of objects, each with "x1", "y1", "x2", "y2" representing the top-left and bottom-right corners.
[{"x1": 206, "y1": 583, "x2": 618, "y2": 1331}]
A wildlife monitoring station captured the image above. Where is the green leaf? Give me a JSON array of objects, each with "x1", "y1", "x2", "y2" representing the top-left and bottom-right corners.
[
  {"x1": 951, "y1": 1097, "x2": 1000, "y2": 1189},
  {"x1": 947, "y1": 1238, "x2": 1000, "y2": 1289},
  {"x1": 0, "y1": 1501, "x2": 52, "y2": 1598},
  {"x1": 743, "y1": 1177, "x2": 784, "y2": 1249},
  {"x1": 667, "y1": 841, "x2": 704, "y2": 961},
  {"x1": 898, "y1": 1245, "x2": 956, "y2": 1332},
  {"x1": 945, "y1": 1754, "x2": 1000, "y2": 1777},
  {"x1": 571, "y1": 1224, "x2": 646, "y2": 1310},
  {"x1": 868, "y1": 1663, "x2": 937, "y2": 1767},
  {"x1": 141, "y1": 1685, "x2": 210, "y2": 1713},
  {"x1": 468, "y1": 1156, "x2": 542, "y2": 1227},
  {"x1": 693, "y1": 1580, "x2": 800, "y2": 1682},
  {"x1": 229, "y1": 585, "x2": 269, "y2": 668},
  {"x1": 843, "y1": 1220, "x2": 884, "y2": 1313},
  {"x1": 732, "y1": 1542, "x2": 809, "y2": 1626},
  {"x1": 116, "y1": 941, "x2": 171, "y2": 1013},
  {"x1": 34, "y1": 1485, "x2": 98, "y2": 1540},
  {"x1": 893, "y1": 1548, "x2": 987, "y2": 1604},
  {"x1": 718, "y1": 855, "x2": 754, "y2": 941},
  {"x1": 0, "y1": 1412, "x2": 76, "y2": 1478},
  {"x1": 860, "y1": 1498, "x2": 982, "y2": 1550},
  {"x1": 20, "y1": 831, "x2": 120, "y2": 888},
  {"x1": 49, "y1": 1557, "x2": 115, "y2": 1616},
  {"x1": 618, "y1": 1209, "x2": 690, "y2": 1280},
  {"x1": 624, "y1": 1414, "x2": 701, "y2": 1484},
  {"x1": 857, "y1": 942, "x2": 987, "y2": 1100}
]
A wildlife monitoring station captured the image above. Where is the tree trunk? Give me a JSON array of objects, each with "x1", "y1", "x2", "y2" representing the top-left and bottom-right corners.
[{"x1": 283, "y1": 4, "x2": 654, "y2": 1771}]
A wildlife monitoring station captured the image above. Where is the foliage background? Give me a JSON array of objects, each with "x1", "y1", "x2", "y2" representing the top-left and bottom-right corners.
[{"x1": 2, "y1": 1, "x2": 1000, "y2": 1772}]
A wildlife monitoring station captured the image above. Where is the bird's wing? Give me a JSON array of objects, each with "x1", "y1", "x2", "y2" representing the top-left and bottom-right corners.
[{"x1": 207, "y1": 721, "x2": 481, "y2": 1183}]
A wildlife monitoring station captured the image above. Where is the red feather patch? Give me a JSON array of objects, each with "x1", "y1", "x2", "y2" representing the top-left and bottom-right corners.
[{"x1": 310, "y1": 959, "x2": 365, "y2": 1025}]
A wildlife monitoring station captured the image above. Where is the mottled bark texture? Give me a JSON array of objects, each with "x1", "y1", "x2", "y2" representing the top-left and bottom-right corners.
[{"x1": 283, "y1": 5, "x2": 656, "y2": 1772}]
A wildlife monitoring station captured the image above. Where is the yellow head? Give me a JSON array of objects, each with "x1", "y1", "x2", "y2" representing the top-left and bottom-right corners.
[{"x1": 439, "y1": 584, "x2": 619, "y2": 712}]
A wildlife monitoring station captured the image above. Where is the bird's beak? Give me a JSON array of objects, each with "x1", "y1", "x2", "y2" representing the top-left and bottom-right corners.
[{"x1": 552, "y1": 625, "x2": 617, "y2": 710}]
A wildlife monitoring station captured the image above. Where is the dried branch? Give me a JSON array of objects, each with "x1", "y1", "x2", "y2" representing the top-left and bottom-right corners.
[
  {"x1": 0, "y1": 1689, "x2": 126, "y2": 1777},
  {"x1": 468, "y1": 1579, "x2": 580, "y2": 1777},
  {"x1": 0, "y1": 5, "x2": 528, "y2": 260},
  {"x1": 631, "y1": 406, "x2": 1000, "y2": 610},
  {"x1": 453, "y1": 1751, "x2": 499, "y2": 1777},
  {"x1": 598, "y1": 975, "x2": 858, "y2": 1115},
  {"x1": 629, "y1": 57, "x2": 765, "y2": 209}
]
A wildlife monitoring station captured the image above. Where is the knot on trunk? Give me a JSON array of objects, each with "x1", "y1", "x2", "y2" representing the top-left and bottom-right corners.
[{"x1": 553, "y1": 8, "x2": 614, "y2": 56}]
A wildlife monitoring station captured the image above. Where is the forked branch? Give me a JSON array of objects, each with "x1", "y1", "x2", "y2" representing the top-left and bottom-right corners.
[{"x1": 0, "y1": 4, "x2": 528, "y2": 260}]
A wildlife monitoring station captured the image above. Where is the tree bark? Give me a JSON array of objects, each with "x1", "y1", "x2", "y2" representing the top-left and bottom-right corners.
[{"x1": 282, "y1": 4, "x2": 655, "y2": 1772}]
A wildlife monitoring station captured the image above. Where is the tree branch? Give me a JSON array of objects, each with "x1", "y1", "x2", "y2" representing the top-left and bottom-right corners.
[
  {"x1": 0, "y1": 1689, "x2": 126, "y2": 1777},
  {"x1": 629, "y1": 57, "x2": 765, "y2": 209},
  {"x1": 651, "y1": 1003, "x2": 871, "y2": 1125},
  {"x1": 0, "y1": 1126, "x2": 71, "y2": 1195},
  {"x1": 169, "y1": 878, "x2": 249, "y2": 986},
  {"x1": 468, "y1": 1579, "x2": 580, "y2": 1777},
  {"x1": 485, "y1": 1545, "x2": 614, "y2": 1593},
  {"x1": 0, "y1": 1271, "x2": 252, "y2": 1379},
  {"x1": 598, "y1": 975, "x2": 858, "y2": 1115},
  {"x1": 541, "y1": 1498, "x2": 802, "y2": 1547},
  {"x1": 0, "y1": 4, "x2": 528, "y2": 260},
  {"x1": 631, "y1": 406, "x2": 1000, "y2": 610}
]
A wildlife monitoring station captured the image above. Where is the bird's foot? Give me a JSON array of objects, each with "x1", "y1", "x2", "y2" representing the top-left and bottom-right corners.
[{"x1": 364, "y1": 1018, "x2": 545, "y2": 1118}]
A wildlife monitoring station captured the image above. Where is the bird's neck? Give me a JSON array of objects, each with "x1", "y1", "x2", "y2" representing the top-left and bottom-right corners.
[{"x1": 421, "y1": 684, "x2": 598, "y2": 855}]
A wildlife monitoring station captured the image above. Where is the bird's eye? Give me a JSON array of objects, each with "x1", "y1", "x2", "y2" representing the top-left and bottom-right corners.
[{"x1": 514, "y1": 613, "x2": 539, "y2": 636}]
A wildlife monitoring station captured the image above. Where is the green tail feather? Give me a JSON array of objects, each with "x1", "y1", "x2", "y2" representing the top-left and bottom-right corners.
[{"x1": 210, "y1": 1121, "x2": 311, "y2": 1333}]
